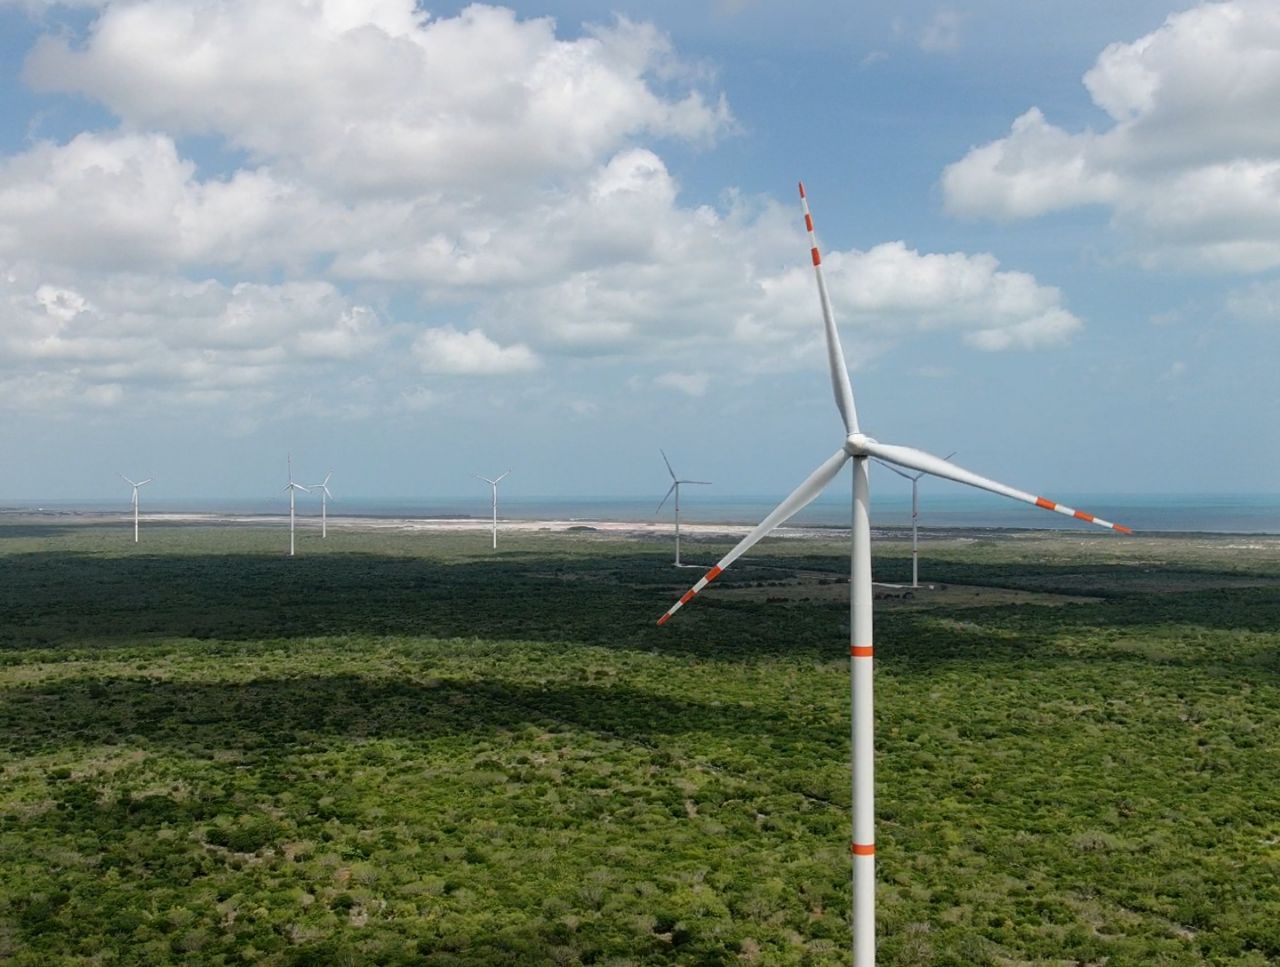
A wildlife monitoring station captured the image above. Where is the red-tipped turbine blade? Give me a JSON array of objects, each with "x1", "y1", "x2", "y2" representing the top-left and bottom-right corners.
[
  {"x1": 658, "y1": 448, "x2": 850, "y2": 625},
  {"x1": 863, "y1": 441, "x2": 1133, "y2": 534},
  {"x1": 799, "y1": 182, "x2": 858, "y2": 435}
]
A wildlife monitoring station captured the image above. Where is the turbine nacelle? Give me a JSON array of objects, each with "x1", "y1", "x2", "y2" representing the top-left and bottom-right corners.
[{"x1": 844, "y1": 433, "x2": 878, "y2": 457}]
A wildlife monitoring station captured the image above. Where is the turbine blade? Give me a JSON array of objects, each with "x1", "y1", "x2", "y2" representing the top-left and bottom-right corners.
[
  {"x1": 495, "y1": 470, "x2": 511, "y2": 483},
  {"x1": 862, "y1": 441, "x2": 1133, "y2": 534},
  {"x1": 871, "y1": 458, "x2": 913, "y2": 481},
  {"x1": 800, "y1": 182, "x2": 858, "y2": 434},
  {"x1": 137, "y1": 479, "x2": 152, "y2": 487},
  {"x1": 660, "y1": 448, "x2": 677, "y2": 481},
  {"x1": 323, "y1": 471, "x2": 332, "y2": 486},
  {"x1": 120, "y1": 474, "x2": 137, "y2": 486},
  {"x1": 683, "y1": 480, "x2": 712, "y2": 486},
  {"x1": 658, "y1": 448, "x2": 850, "y2": 625},
  {"x1": 656, "y1": 482, "x2": 677, "y2": 514},
  {"x1": 474, "y1": 474, "x2": 495, "y2": 485}
]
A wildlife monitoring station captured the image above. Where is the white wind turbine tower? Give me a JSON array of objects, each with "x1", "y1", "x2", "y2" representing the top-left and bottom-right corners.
[
  {"x1": 873, "y1": 452, "x2": 953, "y2": 589},
  {"x1": 283, "y1": 454, "x2": 310, "y2": 557},
  {"x1": 658, "y1": 182, "x2": 1132, "y2": 967},
  {"x1": 119, "y1": 474, "x2": 151, "y2": 544},
  {"x1": 475, "y1": 471, "x2": 510, "y2": 550},
  {"x1": 311, "y1": 472, "x2": 334, "y2": 539},
  {"x1": 656, "y1": 449, "x2": 711, "y2": 567}
]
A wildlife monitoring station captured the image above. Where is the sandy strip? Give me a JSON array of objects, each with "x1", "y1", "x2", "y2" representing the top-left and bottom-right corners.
[{"x1": 132, "y1": 513, "x2": 841, "y2": 540}]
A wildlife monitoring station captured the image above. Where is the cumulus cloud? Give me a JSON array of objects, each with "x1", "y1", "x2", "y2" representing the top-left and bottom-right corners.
[
  {"x1": 0, "y1": 132, "x2": 340, "y2": 272},
  {"x1": 412, "y1": 327, "x2": 540, "y2": 375},
  {"x1": 0, "y1": 0, "x2": 1086, "y2": 417},
  {"x1": 0, "y1": 262, "x2": 385, "y2": 409},
  {"x1": 24, "y1": 2, "x2": 732, "y2": 195},
  {"x1": 942, "y1": 0, "x2": 1280, "y2": 271}
]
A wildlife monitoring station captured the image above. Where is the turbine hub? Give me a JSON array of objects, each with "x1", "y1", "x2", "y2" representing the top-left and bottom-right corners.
[{"x1": 845, "y1": 432, "x2": 876, "y2": 456}]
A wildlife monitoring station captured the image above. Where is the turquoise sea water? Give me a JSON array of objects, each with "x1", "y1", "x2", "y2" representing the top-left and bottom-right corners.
[{"x1": 6, "y1": 493, "x2": 1279, "y2": 535}]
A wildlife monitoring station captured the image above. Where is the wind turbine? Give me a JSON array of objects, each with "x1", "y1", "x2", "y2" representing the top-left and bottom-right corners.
[
  {"x1": 283, "y1": 454, "x2": 310, "y2": 557},
  {"x1": 873, "y1": 452, "x2": 954, "y2": 588},
  {"x1": 475, "y1": 471, "x2": 510, "y2": 550},
  {"x1": 656, "y1": 449, "x2": 711, "y2": 567},
  {"x1": 311, "y1": 472, "x2": 334, "y2": 539},
  {"x1": 119, "y1": 474, "x2": 151, "y2": 544},
  {"x1": 658, "y1": 182, "x2": 1131, "y2": 966}
]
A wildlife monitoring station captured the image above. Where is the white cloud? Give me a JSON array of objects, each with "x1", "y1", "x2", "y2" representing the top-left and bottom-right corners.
[
  {"x1": 0, "y1": 132, "x2": 338, "y2": 272},
  {"x1": 1225, "y1": 279, "x2": 1280, "y2": 322},
  {"x1": 395, "y1": 386, "x2": 444, "y2": 413},
  {"x1": 919, "y1": 10, "x2": 963, "y2": 53},
  {"x1": 412, "y1": 327, "x2": 541, "y2": 375},
  {"x1": 0, "y1": 262, "x2": 385, "y2": 410},
  {"x1": 24, "y1": 2, "x2": 732, "y2": 195},
  {"x1": 655, "y1": 370, "x2": 709, "y2": 397},
  {"x1": 942, "y1": 0, "x2": 1280, "y2": 272},
  {"x1": 0, "y1": 1, "x2": 1087, "y2": 418}
]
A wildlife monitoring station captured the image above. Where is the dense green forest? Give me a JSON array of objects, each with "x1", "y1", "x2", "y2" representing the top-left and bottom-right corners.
[{"x1": 1, "y1": 522, "x2": 1277, "y2": 965}]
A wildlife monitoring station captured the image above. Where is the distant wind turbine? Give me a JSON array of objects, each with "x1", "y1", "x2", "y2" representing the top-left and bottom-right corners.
[
  {"x1": 656, "y1": 449, "x2": 711, "y2": 567},
  {"x1": 873, "y1": 452, "x2": 954, "y2": 588},
  {"x1": 284, "y1": 454, "x2": 310, "y2": 557},
  {"x1": 119, "y1": 474, "x2": 151, "y2": 544},
  {"x1": 658, "y1": 182, "x2": 1132, "y2": 966},
  {"x1": 475, "y1": 471, "x2": 510, "y2": 550},
  {"x1": 311, "y1": 472, "x2": 334, "y2": 539}
]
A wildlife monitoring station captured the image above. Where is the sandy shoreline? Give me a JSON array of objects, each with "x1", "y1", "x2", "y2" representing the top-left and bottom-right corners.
[
  {"x1": 16, "y1": 511, "x2": 822, "y2": 541},
  {"x1": 5, "y1": 510, "x2": 1279, "y2": 547}
]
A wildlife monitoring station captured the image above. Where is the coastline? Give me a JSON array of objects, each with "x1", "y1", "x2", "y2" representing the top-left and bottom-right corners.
[{"x1": 3, "y1": 509, "x2": 1279, "y2": 546}]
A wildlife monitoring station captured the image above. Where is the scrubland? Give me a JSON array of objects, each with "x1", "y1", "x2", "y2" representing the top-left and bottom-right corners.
[{"x1": 1, "y1": 521, "x2": 1277, "y2": 965}]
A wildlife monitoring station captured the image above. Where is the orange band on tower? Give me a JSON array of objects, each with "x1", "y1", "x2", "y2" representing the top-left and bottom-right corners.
[
  {"x1": 850, "y1": 646, "x2": 873, "y2": 658},
  {"x1": 851, "y1": 843, "x2": 875, "y2": 856}
]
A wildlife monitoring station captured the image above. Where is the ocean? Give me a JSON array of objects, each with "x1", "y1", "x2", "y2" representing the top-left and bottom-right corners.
[{"x1": 5, "y1": 493, "x2": 1279, "y2": 535}]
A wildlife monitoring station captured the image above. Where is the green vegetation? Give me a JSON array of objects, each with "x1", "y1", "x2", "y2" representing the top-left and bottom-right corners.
[{"x1": 1, "y1": 521, "x2": 1278, "y2": 965}]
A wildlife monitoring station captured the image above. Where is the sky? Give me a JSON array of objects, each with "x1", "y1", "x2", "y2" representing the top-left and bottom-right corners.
[{"x1": 0, "y1": 0, "x2": 1277, "y2": 504}]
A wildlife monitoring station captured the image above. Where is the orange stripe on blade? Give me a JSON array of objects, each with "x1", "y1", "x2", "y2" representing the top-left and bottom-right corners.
[
  {"x1": 850, "y1": 646, "x2": 873, "y2": 658},
  {"x1": 705, "y1": 565, "x2": 723, "y2": 583},
  {"x1": 811, "y1": 247, "x2": 821, "y2": 266},
  {"x1": 1035, "y1": 497, "x2": 1057, "y2": 511},
  {"x1": 657, "y1": 613, "x2": 671, "y2": 626},
  {"x1": 1074, "y1": 510, "x2": 1095, "y2": 523},
  {"x1": 804, "y1": 213, "x2": 813, "y2": 232},
  {"x1": 679, "y1": 589, "x2": 695, "y2": 605},
  {"x1": 850, "y1": 843, "x2": 875, "y2": 856},
  {"x1": 798, "y1": 182, "x2": 806, "y2": 198},
  {"x1": 1115, "y1": 524, "x2": 1133, "y2": 535}
]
